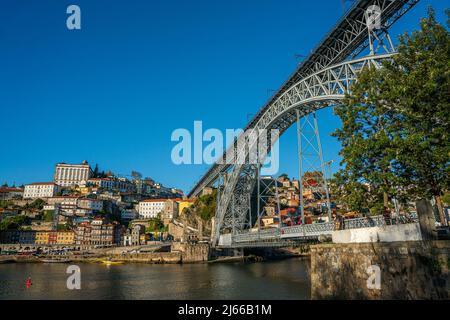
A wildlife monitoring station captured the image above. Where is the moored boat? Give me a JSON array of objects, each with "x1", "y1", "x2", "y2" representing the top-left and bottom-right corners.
[
  {"x1": 40, "y1": 258, "x2": 72, "y2": 263},
  {"x1": 101, "y1": 260, "x2": 124, "y2": 265}
]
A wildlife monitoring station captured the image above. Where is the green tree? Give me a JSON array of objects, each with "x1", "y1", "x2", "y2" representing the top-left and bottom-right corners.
[
  {"x1": 0, "y1": 215, "x2": 27, "y2": 231},
  {"x1": 93, "y1": 164, "x2": 99, "y2": 178},
  {"x1": 23, "y1": 198, "x2": 46, "y2": 210},
  {"x1": 196, "y1": 190, "x2": 217, "y2": 221},
  {"x1": 330, "y1": 175, "x2": 384, "y2": 214},
  {"x1": 43, "y1": 210, "x2": 54, "y2": 222},
  {"x1": 145, "y1": 216, "x2": 165, "y2": 232},
  {"x1": 442, "y1": 192, "x2": 450, "y2": 205},
  {"x1": 56, "y1": 224, "x2": 70, "y2": 231},
  {"x1": 332, "y1": 64, "x2": 407, "y2": 213},
  {"x1": 182, "y1": 190, "x2": 217, "y2": 222},
  {"x1": 385, "y1": 8, "x2": 450, "y2": 223},
  {"x1": 0, "y1": 200, "x2": 14, "y2": 209},
  {"x1": 333, "y1": 8, "x2": 450, "y2": 222}
]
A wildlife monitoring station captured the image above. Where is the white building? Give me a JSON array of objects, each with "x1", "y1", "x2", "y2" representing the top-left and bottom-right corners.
[
  {"x1": 45, "y1": 196, "x2": 103, "y2": 215},
  {"x1": 23, "y1": 183, "x2": 61, "y2": 199},
  {"x1": 87, "y1": 178, "x2": 114, "y2": 190},
  {"x1": 77, "y1": 198, "x2": 103, "y2": 211},
  {"x1": 54, "y1": 161, "x2": 92, "y2": 187},
  {"x1": 138, "y1": 199, "x2": 167, "y2": 219},
  {"x1": 47, "y1": 196, "x2": 79, "y2": 206},
  {"x1": 87, "y1": 177, "x2": 135, "y2": 193},
  {"x1": 123, "y1": 232, "x2": 132, "y2": 246},
  {"x1": 0, "y1": 188, "x2": 24, "y2": 200}
]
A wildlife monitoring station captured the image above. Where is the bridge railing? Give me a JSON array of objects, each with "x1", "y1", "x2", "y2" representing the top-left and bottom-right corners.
[
  {"x1": 342, "y1": 215, "x2": 419, "y2": 229},
  {"x1": 342, "y1": 215, "x2": 386, "y2": 229},
  {"x1": 233, "y1": 228, "x2": 280, "y2": 243},
  {"x1": 281, "y1": 222, "x2": 335, "y2": 238},
  {"x1": 230, "y1": 215, "x2": 419, "y2": 244}
]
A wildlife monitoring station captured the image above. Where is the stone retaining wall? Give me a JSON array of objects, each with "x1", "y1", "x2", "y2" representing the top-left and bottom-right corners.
[
  {"x1": 310, "y1": 240, "x2": 450, "y2": 299},
  {"x1": 171, "y1": 243, "x2": 210, "y2": 262},
  {"x1": 109, "y1": 252, "x2": 181, "y2": 264}
]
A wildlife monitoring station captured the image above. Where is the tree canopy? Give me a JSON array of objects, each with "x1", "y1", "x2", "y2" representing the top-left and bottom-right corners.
[
  {"x1": 23, "y1": 199, "x2": 46, "y2": 210},
  {"x1": 332, "y1": 8, "x2": 449, "y2": 223},
  {"x1": 0, "y1": 215, "x2": 27, "y2": 231}
]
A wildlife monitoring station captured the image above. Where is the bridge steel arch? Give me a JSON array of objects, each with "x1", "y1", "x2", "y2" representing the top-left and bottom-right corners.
[
  {"x1": 186, "y1": 0, "x2": 421, "y2": 246},
  {"x1": 212, "y1": 54, "x2": 394, "y2": 245},
  {"x1": 188, "y1": 0, "x2": 420, "y2": 200}
]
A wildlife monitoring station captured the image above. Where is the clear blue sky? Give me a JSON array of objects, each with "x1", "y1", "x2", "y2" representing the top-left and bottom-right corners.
[{"x1": 0, "y1": 0, "x2": 448, "y2": 193}]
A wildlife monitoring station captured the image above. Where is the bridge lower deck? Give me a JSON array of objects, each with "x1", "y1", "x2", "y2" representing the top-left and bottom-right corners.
[{"x1": 218, "y1": 216, "x2": 419, "y2": 248}]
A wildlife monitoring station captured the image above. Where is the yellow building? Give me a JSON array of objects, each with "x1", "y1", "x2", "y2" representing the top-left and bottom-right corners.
[
  {"x1": 139, "y1": 233, "x2": 150, "y2": 245},
  {"x1": 35, "y1": 231, "x2": 50, "y2": 245},
  {"x1": 56, "y1": 231, "x2": 75, "y2": 245},
  {"x1": 77, "y1": 186, "x2": 94, "y2": 195},
  {"x1": 177, "y1": 199, "x2": 195, "y2": 216},
  {"x1": 35, "y1": 231, "x2": 75, "y2": 245},
  {"x1": 261, "y1": 217, "x2": 275, "y2": 227}
]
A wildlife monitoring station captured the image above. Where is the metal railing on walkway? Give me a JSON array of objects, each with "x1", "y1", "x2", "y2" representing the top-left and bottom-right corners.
[{"x1": 230, "y1": 215, "x2": 419, "y2": 244}]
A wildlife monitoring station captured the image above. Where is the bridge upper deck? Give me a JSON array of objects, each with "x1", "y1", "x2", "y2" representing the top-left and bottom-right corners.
[{"x1": 189, "y1": 0, "x2": 420, "y2": 197}]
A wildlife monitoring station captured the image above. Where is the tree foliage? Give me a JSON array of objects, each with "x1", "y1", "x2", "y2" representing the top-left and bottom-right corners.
[
  {"x1": 23, "y1": 198, "x2": 46, "y2": 210},
  {"x1": 42, "y1": 210, "x2": 54, "y2": 222},
  {"x1": 0, "y1": 200, "x2": 15, "y2": 209},
  {"x1": 183, "y1": 190, "x2": 217, "y2": 222},
  {"x1": 145, "y1": 217, "x2": 165, "y2": 232},
  {"x1": 0, "y1": 215, "x2": 27, "y2": 231},
  {"x1": 332, "y1": 8, "x2": 450, "y2": 221}
]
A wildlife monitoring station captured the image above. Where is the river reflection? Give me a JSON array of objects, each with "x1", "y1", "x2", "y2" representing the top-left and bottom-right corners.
[{"x1": 0, "y1": 258, "x2": 310, "y2": 300}]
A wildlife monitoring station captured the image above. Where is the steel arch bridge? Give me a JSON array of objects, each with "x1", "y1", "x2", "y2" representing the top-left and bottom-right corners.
[{"x1": 188, "y1": 0, "x2": 421, "y2": 248}]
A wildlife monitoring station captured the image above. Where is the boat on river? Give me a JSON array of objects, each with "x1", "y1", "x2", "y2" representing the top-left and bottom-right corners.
[
  {"x1": 40, "y1": 258, "x2": 72, "y2": 263},
  {"x1": 101, "y1": 260, "x2": 124, "y2": 265}
]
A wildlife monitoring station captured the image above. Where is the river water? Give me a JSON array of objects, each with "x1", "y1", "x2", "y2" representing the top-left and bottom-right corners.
[{"x1": 0, "y1": 258, "x2": 310, "y2": 299}]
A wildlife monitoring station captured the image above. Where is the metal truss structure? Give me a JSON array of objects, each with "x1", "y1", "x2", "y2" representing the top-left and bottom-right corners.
[
  {"x1": 256, "y1": 176, "x2": 281, "y2": 230},
  {"x1": 188, "y1": 0, "x2": 419, "y2": 199},
  {"x1": 224, "y1": 215, "x2": 419, "y2": 248},
  {"x1": 296, "y1": 110, "x2": 332, "y2": 224},
  {"x1": 187, "y1": 0, "x2": 421, "y2": 247},
  {"x1": 212, "y1": 54, "x2": 393, "y2": 245}
]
